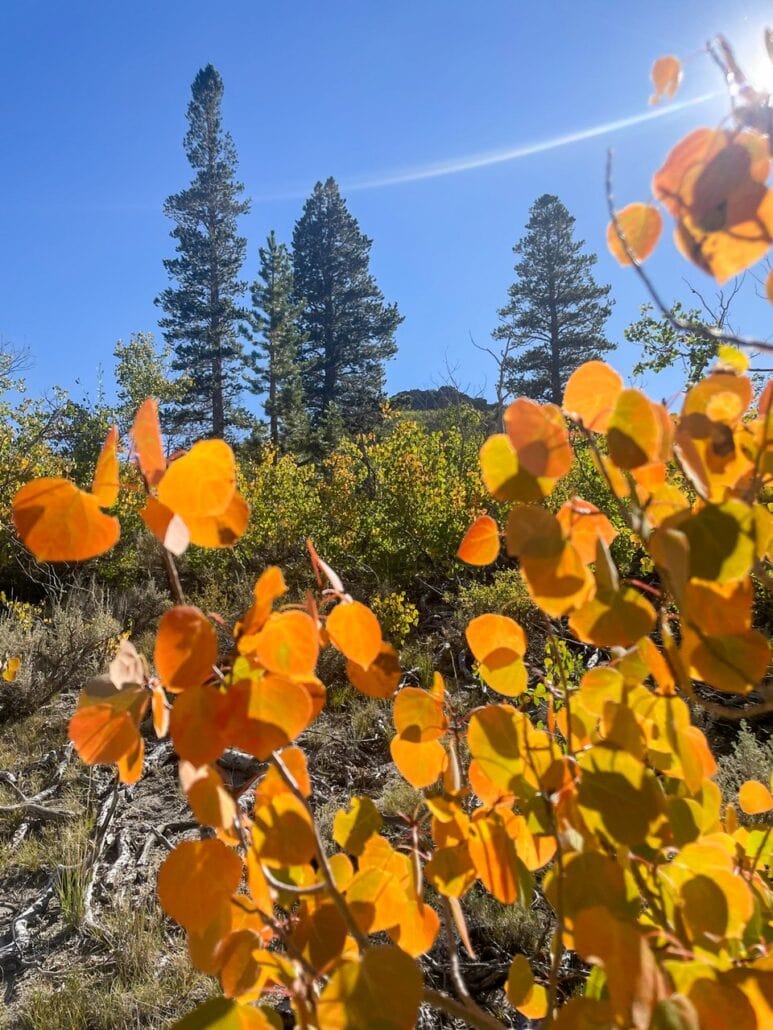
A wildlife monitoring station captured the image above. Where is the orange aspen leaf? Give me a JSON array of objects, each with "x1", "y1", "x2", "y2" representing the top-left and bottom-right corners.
[
  {"x1": 251, "y1": 793, "x2": 316, "y2": 866},
  {"x1": 12, "y1": 478, "x2": 120, "y2": 562},
  {"x1": 479, "y1": 433, "x2": 555, "y2": 502},
  {"x1": 569, "y1": 585, "x2": 656, "y2": 648},
  {"x1": 157, "y1": 439, "x2": 237, "y2": 519},
  {"x1": 504, "y1": 398, "x2": 572, "y2": 478},
  {"x1": 390, "y1": 737, "x2": 448, "y2": 789},
  {"x1": 387, "y1": 895, "x2": 440, "y2": 958},
  {"x1": 151, "y1": 682, "x2": 169, "y2": 738},
  {"x1": 236, "y1": 566, "x2": 287, "y2": 645},
  {"x1": 91, "y1": 426, "x2": 120, "y2": 507},
  {"x1": 227, "y1": 674, "x2": 313, "y2": 760},
  {"x1": 346, "y1": 641, "x2": 402, "y2": 699},
  {"x1": 607, "y1": 389, "x2": 665, "y2": 469},
  {"x1": 326, "y1": 599, "x2": 382, "y2": 670},
  {"x1": 183, "y1": 491, "x2": 250, "y2": 549},
  {"x1": 179, "y1": 762, "x2": 237, "y2": 830},
  {"x1": 155, "y1": 606, "x2": 218, "y2": 691},
  {"x1": 607, "y1": 203, "x2": 663, "y2": 265},
  {"x1": 556, "y1": 496, "x2": 618, "y2": 564},
  {"x1": 157, "y1": 838, "x2": 242, "y2": 934},
  {"x1": 131, "y1": 398, "x2": 166, "y2": 487},
  {"x1": 507, "y1": 954, "x2": 549, "y2": 1021},
  {"x1": 457, "y1": 514, "x2": 500, "y2": 565},
  {"x1": 169, "y1": 684, "x2": 232, "y2": 766},
  {"x1": 467, "y1": 809, "x2": 527, "y2": 905},
  {"x1": 139, "y1": 496, "x2": 190, "y2": 556},
  {"x1": 393, "y1": 685, "x2": 447, "y2": 741},
  {"x1": 69, "y1": 684, "x2": 147, "y2": 766},
  {"x1": 563, "y1": 360, "x2": 623, "y2": 433},
  {"x1": 650, "y1": 55, "x2": 682, "y2": 104},
  {"x1": 466, "y1": 614, "x2": 528, "y2": 697},
  {"x1": 254, "y1": 610, "x2": 319, "y2": 679},
  {"x1": 738, "y1": 779, "x2": 773, "y2": 814}
]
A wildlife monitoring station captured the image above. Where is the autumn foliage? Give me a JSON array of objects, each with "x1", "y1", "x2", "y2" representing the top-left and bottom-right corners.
[{"x1": 9, "y1": 33, "x2": 773, "y2": 1030}]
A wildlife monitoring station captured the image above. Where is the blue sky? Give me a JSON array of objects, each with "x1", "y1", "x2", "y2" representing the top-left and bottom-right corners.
[{"x1": 1, "y1": 0, "x2": 771, "y2": 412}]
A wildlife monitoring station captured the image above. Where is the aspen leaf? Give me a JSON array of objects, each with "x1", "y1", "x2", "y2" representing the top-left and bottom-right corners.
[
  {"x1": 467, "y1": 704, "x2": 528, "y2": 794},
  {"x1": 228, "y1": 674, "x2": 313, "y2": 759},
  {"x1": 254, "y1": 745, "x2": 311, "y2": 805},
  {"x1": 505, "y1": 504, "x2": 564, "y2": 558},
  {"x1": 169, "y1": 684, "x2": 232, "y2": 766},
  {"x1": 388, "y1": 896, "x2": 440, "y2": 958},
  {"x1": 607, "y1": 390, "x2": 664, "y2": 469},
  {"x1": 504, "y1": 398, "x2": 572, "y2": 478},
  {"x1": 155, "y1": 606, "x2": 217, "y2": 691},
  {"x1": 217, "y1": 935, "x2": 277, "y2": 1002},
  {"x1": 578, "y1": 747, "x2": 665, "y2": 848},
  {"x1": 142, "y1": 497, "x2": 189, "y2": 555},
  {"x1": 682, "y1": 372, "x2": 752, "y2": 424},
  {"x1": 254, "y1": 610, "x2": 319, "y2": 679},
  {"x1": 344, "y1": 867, "x2": 407, "y2": 935},
  {"x1": 738, "y1": 780, "x2": 773, "y2": 814},
  {"x1": 179, "y1": 762, "x2": 237, "y2": 829},
  {"x1": 333, "y1": 796, "x2": 383, "y2": 856},
  {"x1": 574, "y1": 907, "x2": 667, "y2": 1027},
  {"x1": 157, "y1": 439, "x2": 236, "y2": 519},
  {"x1": 237, "y1": 566, "x2": 287, "y2": 645},
  {"x1": 158, "y1": 839, "x2": 242, "y2": 934},
  {"x1": 326, "y1": 600, "x2": 382, "y2": 670},
  {"x1": 569, "y1": 585, "x2": 656, "y2": 648},
  {"x1": 425, "y1": 843, "x2": 476, "y2": 897},
  {"x1": 390, "y1": 736, "x2": 448, "y2": 788},
  {"x1": 479, "y1": 433, "x2": 554, "y2": 503},
  {"x1": 457, "y1": 514, "x2": 500, "y2": 565},
  {"x1": 117, "y1": 736, "x2": 144, "y2": 785},
  {"x1": 650, "y1": 55, "x2": 682, "y2": 104},
  {"x1": 680, "y1": 625, "x2": 769, "y2": 695},
  {"x1": 678, "y1": 500, "x2": 756, "y2": 582},
  {"x1": 184, "y1": 492, "x2": 250, "y2": 549},
  {"x1": 292, "y1": 903, "x2": 348, "y2": 973},
  {"x1": 2, "y1": 656, "x2": 20, "y2": 682},
  {"x1": 346, "y1": 641, "x2": 401, "y2": 699},
  {"x1": 466, "y1": 614, "x2": 528, "y2": 697},
  {"x1": 468, "y1": 809, "x2": 528, "y2": 905},
  {"x1": 91, "y1": 426, "x2": 120, "y2": 507},
  {"x1": 13, "y1": 478, "x2": 120, "y2": 562},
  {"x1": 131, "y1": 398, "x2": 166, "y2": 487},
  {"x1": 507, "y1": 954, "x2": 549, "y2": 1020},
  {"x1": 316, "y1": 946, "x2": 422, "y2": 1030},
  {"x1": 251, "y1": 794, "x2": 316, "y2": 866},
  {"x1": 520, "y1": 543, "x2": 593, "y2": 619},
  {"x1": 557, "y1": 497, "x2": 618, "y2": 564},
  {"x1": 173, "y1": 997, "x2": 282, "y2": 1029},
  {"x1": 608, "y1": 203, "x2": 663, "y2": 265},
  {"x1": 563, "y1": 361, "x2": 623, "y2": 433},
  {"x1": 69, "y1": 685, "x2": 147, "y2": 766}
]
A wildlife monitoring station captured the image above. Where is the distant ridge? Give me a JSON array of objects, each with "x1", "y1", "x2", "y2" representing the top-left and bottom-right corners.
[{"x1": 389, "y1": 386, "x2": 490, "y2": 412}]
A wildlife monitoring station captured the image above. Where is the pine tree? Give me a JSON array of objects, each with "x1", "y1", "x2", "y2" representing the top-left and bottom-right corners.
[
  {"x1": 292, "y1": 178, "x2": 402, "y2": 433},
  {"x1": 493, "y1": 194, "x2": 613, "y2": 405},
  {"x1": 241, "y1": 232, "x2": 306, "y2": 450},
  {"x1": 156, "y1": 64, "x2": 250, "y2": 440}
]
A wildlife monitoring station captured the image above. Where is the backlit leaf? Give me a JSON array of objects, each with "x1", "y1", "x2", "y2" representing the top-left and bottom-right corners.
[
  {"x1": 607, "y1": 390, "x2": 664, "y2": 469},
  {"x1": 607, "y1": 203, "x2": 663, "y2": 265},
  {"x1": 479, "y1": 433, "x2": 554, "y2": 503},
  {"x1": 557, "y1": 496, "x2": 618, "y2": 564},
  {"x1": 563, "y1": 361, "x2": 623, "y2": 433},
  {"x1": 140, "y1": 497, "x2": 190, "y2": 556},
  {"x1": 13, "y1": 478, "x2": 120, "y2": 562},
  {"x1": 158, "y1": 839, "x2": 242, "y2": 934},
  {"x1": 333, "y1": 796, "x2": 383, "y2": 856},
  {"x1": 316, "y1": 946, "x2": 422, "y2": 1030},
  {"x1": 228, "y1": 674, "x2": 313, "y2": 759},
  {"x1": 347, "y1": 642, "x2": 402, "y2": 699},
  {"x1": 157, "y1": 439, "x2": 237, "y2": 519},
  {"x1": 650, "y1": 55, "x2": 682, "y2": 104},
  {"x1": 155, "y1": 606, "x2": 218, "y2": 691},
  {"x1": 91, "y1": 426, "x2": 120, "y2": 507},
  {"x1": 390, "y1": 736, "x2": 448, "y2": 789},
  {"x1": 172, "y1": 997, "x2": 281, "y2": 1029},
  {"x1": 738, "y1": 779, "x2": 773, "y2": 814},
  {"x1": 131, "y1": 398, "x2": 166, "y2": 487},
  {"x1": 457, "y1": 514, "x2": 500, "y2": 565},
  {"x1": 326, "y1": 600, "x2": 382, "y2": 670},
  {"x1": 254, "y1": 610, "x2": 319, "y2": 679},
  {"x1": 507, "y1": 954, "x2": 549, "y2": 1021},
  {"x1": 504, "y1": 399, "x2": 573, "y2": 478}
]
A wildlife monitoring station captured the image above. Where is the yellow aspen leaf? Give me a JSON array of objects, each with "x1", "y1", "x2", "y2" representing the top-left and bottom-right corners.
[
  {"x1": 520, "y1": 543, "x2": 594, "y2": 619},
  {"x1": 316, "y1": 946, "x2": 422, "y2": 1030},
  {"x1": 578, "y1": 746, "x2": 665, "y2": 848},
  {"x1": 738, "y1": 779, "x2": 773, "y2": 814},
  {"x1": 504, "y1": 398, "x2": 573, "y2": 478},
  {"x1": 345, "y1": 867, "x2": 407, "y2": 935},
  {"x1": 607, "y1": 203, "x2": 663, "y2": 265},
  {"x1": 12, "y1": 478, "x2": 120, "y2": 562},
  {"x1": 607, "y1": 389, "x2": 664, "y2": 469},
  {"x1": 158, "y1": 839, "x2": 242, "y2": 934},
  {"x1": 466, "y1": 614, "x2": 528, "y2": 697},
  {"x1": 174, "y1": 997, "x2": 282, "y2": 1029},
  {"x1": 479, "y1": 433, "x2": 554, "y2": 503},
  {"x1": 393, "y1": 685, "x2": 447, "y2": 741},
  {"x1": 467, "y1": 704, "x2": 530, "y2": 795},
  {"x1": 292, "y1": 902, "x2": 347, "y2": 973},
  {"x1": 563, "y1": 361, "x2": 623, "y2": 433},
  {"x1": 91, "y1": 426, "x2": 120, "y2": 507},
  {"x1": 650, "y1": 55, "x2": 682, "y2": 104},
  {"x1": 457, "y1": 514, "x2": 500, "y2": 565},
  {"x1": 574, "y1": 907, "x2": 667, "y2": 1027},
  {"x1": 251, "y1": 793, "x2": 316, "y2": 866},
  {"x1": 227, "y1": 674, "x2": 313, "y2": 760},
  {"x1": 140, "y1": 497, "x2": 190, "y2": 556},
  {"x1": 155, "y1": 606, "x2": 217, "y2": 691},
  {"x1": 2, "y1": 656, "x2": 20, "y2": 682},
  {"x1": 131, "y1": 397, "x2": 166, "y2": 488},
  {"x1": 569, "y1": 585, "x2": 656, "y2": 648},
  {"x1": 505, "y1": 503, "x2": 564, "y2": 558},
  {"x1": 347, "y1": 641, "x2": 402, "y2": 699},
  {"x1": 179, "y1": 762, "x2": 237, "y2": 830},
  {"x1": 425, "y1": 843, "x2": 476, "y2": 897},
  {"x1": 556, "y1": 496, "x2": 618, "y2": 564},
  {"x1": 683, "y1": 577, "x2": 753, "y2": 635},
  {"x1": 507, "y1": 954, "x2": 549, "y2": 1021},
  {"x1": 677, "y1": 500, "x2": 756, "y2": 583},
  {"x1": 390, "y1": 736, "x2": 447, "y2": 789},
  {"x1": 682, "y1": 371, "x2": 752, "y2": 424},
  {"x1": 333, "y1": 796, "x2": 383, "y2": 856},
  {"x1": 326, "y1": 600, "x2": 382, "y2": 670},
  {"x1": 254, "y1": 610, "x2": 319, "y2": 679},
  {"x1": 715, "y1": 344, "x2": 749, "y2": 375}
]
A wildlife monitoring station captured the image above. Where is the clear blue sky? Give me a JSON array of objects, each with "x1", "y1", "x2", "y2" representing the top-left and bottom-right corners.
[{"x1": 1, "y1": 0, "x2": 771, "y2": 411}]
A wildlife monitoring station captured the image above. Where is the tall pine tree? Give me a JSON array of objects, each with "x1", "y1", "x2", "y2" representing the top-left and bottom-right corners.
[
  {"x1": 242, "y1": 232, "x2": 306, "y2": 450},
  {"x1": 156, "y1": 64, "x2": 250, "y2": 439},
  {"x1": 292, "y1": 178, "x2": 402, "y2": 433},
  {"x1": 493, "y1": 194, "x2": 613, "y2": 405}
]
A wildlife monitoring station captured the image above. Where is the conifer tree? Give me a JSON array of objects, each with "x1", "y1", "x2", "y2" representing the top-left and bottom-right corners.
[
  {"x1": 292, "y1": 178, "x2": 402, "y2": 433},
  {"x1": 156, "y1": 64, "x2": 250, "y2": 440},
  {"x1": 241, "y1": 232, "x2": 306, "y2": 450},
  {"x1": 493, "y1": 194, "x2": 613, "y2": 405}
]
